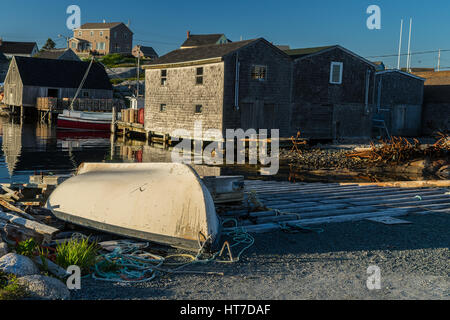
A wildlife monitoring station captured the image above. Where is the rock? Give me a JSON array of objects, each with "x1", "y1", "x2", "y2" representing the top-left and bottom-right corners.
[
  {"x1": 0, "y1": 253, "x2": 40, "y2": 277},
  {"x1": 0, "y1": 242, "x2": 9, "y2": 258},
  {"x1": 17, "y1": 275, "x2": 70, "y2": 300}
]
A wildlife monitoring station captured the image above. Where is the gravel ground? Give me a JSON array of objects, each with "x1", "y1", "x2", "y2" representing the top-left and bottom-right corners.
[{"x1": 71, "y1": 212, "x2": 449, "y2": 300}]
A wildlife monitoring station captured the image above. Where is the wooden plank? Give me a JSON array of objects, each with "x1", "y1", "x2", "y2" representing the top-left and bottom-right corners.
[
  {"x1": 305, "y1": 190, "x2": 446, "y2": 206},
  {"x1": 0, "y1": 211, "x2": 59, "y2": 236},
  {"x1": 243, "y1": 213, "x2": 301, "y2": 225},
  {"x1": 1, "y1": 185, "x2": 21, "y2": 201},
  {"x1": 280, "y1": 205, "x2": 379, "y2": 217},
  {"x1": 246, "y1": 183, "x2": 367, "y2": 194},
  {"x1": 340, "y1": 180, "x2": 450, "y2": 188},
  {"x1": 366, "y1": 217, "x2": 412, "y2": 225},
  {"x1": 271, "y1": 203, "x2": 349, "y2": 213},
  {"x1": 255, "y1": 186, "x2": 400, "y2": 199},
  {"x1": 258, "y1": 188, "x2": 443, "y2": 203},
  {"x1": 352, "y1": 196, "x2": 450, "y2": 207},
  {"x1": 320, "y1": 191, "x2": 448, "y2": 205},
  {"x1": 286, "y1": 208, "x2": 414, "y2": 226},
  {"x1": 225, "y1": 208, "x2": 413, "y2": 234},
  {"x1": 0, "y1": 199, "x2": 36, "y2": 221}
]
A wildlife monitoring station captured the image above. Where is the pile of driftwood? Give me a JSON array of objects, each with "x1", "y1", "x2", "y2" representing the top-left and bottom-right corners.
[
  {"x1": 346, "y1": 133, "x2": 449, "y2": 164},
  {"x1": 0, "y1": 181, "x2": 62, "y2": 246}
]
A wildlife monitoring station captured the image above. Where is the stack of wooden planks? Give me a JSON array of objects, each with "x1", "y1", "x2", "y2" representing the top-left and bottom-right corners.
[
  {"x1": 0, "y1": 182, "x2": 61, "y2": 244},
  {"x1": 222, "y1": 180, "x2": 450, "y2": 234}
]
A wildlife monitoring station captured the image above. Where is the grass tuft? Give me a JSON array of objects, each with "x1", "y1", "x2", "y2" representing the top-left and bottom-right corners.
[
  {"x1": 15, "y1": 239, "x2": 38, "y2": 258},
  {"x1": 55, "y1": 237, "x2": 99, "y2": 274}
]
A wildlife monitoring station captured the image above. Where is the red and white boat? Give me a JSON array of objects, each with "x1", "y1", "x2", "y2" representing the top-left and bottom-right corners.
[{"x1": 57, "y1": 110, "x2": 113, "y2": 131}]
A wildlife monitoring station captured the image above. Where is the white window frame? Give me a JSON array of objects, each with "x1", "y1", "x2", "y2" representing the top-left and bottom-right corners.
[
  {"x1": 251, "y1": 65, "x2": 267, "y2": 81},
  {"x1": 330, "y1": 62, "x2": 343, "y2": 84},
  {"x1": 96, "y1": 42, "x2": 106, "y2": 50}
]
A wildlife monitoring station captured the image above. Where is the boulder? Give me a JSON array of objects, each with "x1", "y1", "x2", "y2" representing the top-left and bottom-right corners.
[
  {"x1": 17, "y1": 275, "x2": 70, "y2": 300},
  {"x1": 0, "y1": 242, "x2": 8, "y2": 258},
  {"x1": 0, "y1": 253, "x2": 40, "y2": 277}
]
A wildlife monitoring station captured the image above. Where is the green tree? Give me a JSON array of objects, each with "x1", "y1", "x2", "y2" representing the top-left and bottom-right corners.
[{"x1": 41, "y1": 38, "x2": 56, "y2": 51}]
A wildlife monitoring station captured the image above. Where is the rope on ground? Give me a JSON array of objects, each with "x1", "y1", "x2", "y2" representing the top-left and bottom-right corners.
[{"x1": 92, "y1": 218, "x2": 255, "y2": 283}]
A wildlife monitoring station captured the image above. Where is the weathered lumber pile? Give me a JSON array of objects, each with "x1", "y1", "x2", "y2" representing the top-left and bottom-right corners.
[
  {"x1": 221, "y1": 180, "x2": 450, "y2": 234},
  {"x1": 0, "y1": 182, "x2": 61, "y2": 245}
]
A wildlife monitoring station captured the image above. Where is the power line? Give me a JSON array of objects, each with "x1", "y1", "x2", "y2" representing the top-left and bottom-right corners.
[{"x1": 366, "y1": 49, "x2": 450, "y2": 59}]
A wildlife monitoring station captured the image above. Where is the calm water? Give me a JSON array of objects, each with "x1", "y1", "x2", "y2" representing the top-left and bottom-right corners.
[
  {"x1": 0, "y1": 117, "x2": 429, "y2": 185},
  {"x1": 0, "y1": 117, "x2": 276, "y2": 184}
]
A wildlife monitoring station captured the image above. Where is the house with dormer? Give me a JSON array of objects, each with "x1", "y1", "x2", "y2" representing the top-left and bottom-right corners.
[{"x1": 69, "y1": 22, "x2": 133, "y2": 56}]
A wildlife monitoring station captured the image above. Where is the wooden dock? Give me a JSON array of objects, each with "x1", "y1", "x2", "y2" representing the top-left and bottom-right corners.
[
  {"x1": 222, "y1": 180, "x2": 450, "y2": 233},
  {"x1": 36, "y1": 97, "x2": 125, "y2": 123}
]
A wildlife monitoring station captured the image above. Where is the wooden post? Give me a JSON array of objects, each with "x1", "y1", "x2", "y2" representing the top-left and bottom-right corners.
[{"x1": 111, "y1": 107, "x2": 116, "y2": 134}]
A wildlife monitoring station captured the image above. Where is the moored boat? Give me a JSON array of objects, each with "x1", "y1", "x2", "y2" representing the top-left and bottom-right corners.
[
  {"x1": 46, "y1": 163, "x2": 221, "y2": 251},
  {"x1": 57, "y1": 109, "x2": 113, "y2": 131}
]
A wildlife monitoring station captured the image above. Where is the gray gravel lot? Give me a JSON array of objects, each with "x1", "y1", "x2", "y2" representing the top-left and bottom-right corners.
[{"x1": 71, "y1": 212, "x2": 449, "y2": 300}]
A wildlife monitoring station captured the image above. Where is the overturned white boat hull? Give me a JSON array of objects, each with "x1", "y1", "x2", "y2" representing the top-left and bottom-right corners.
[{"x1": 46, "y1": 163, "x2": 220, "y2": 251}]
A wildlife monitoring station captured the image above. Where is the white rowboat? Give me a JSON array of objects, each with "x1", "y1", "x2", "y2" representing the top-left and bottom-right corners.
[{"x1": 46, "y1": 163, "x2": 221, "y2": 251}]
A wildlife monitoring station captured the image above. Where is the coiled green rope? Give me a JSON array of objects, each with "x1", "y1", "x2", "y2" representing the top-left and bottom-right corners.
[{"x1": 92, "y1": 219, "x2": 255, "y2": 283}]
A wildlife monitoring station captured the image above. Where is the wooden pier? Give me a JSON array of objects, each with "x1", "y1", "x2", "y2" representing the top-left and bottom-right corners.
[
  {"x1": 36, "y1": 97, "x2": 125, "y2": 123},
  {"x1": 222, "y1": 180, "x2": 450, "y2": 233}
]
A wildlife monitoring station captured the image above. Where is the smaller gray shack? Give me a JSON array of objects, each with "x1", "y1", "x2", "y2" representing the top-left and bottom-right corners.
[{"x1": 374, "y1": 70, "x2": 425, "y2": 137}]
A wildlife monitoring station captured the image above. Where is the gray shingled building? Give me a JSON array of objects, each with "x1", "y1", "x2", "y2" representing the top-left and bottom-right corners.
[
  {"x1": 143, "y1": 38, "x2": 292, "y2": 138},
  {"x1": 3, "y1": 56, "x2": 112, "y2": 108}
]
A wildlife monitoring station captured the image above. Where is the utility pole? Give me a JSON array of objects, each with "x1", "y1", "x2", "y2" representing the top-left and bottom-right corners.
[
  {"x1": 136, "y1": 45, "x2": 141, "y2": 97},
  {"x1": 58, "y1": 34, "x2": 70, "y2": 49},
  {"x1": 397, "y1": 19, "x2": 403, "y2": 70},
  {"x1": 438, "y1": 49, "x2": 441, "y2": 71}
]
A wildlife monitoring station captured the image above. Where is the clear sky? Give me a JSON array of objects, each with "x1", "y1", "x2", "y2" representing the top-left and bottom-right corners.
[{"x1": 1, "y1": 0, "x2": 450, "y2": 69}]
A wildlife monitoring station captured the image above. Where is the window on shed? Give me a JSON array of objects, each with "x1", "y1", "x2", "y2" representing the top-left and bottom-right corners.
[
  {"x1": 195, "y1": 105, "x2": 203, "y2": 113},
  {"x1": 251, "y1": 65, "x2": 267, "y2": 80},
  {"x1": 196, "y1": 67, "x2": 204, "y2": 85},
  {"x1": 90, "y1": 31, "x2": 94, "y2": 36},
  {"x1": 330, "y1": 62, "x2": 343, "y2": 84},
  {"x1": 161, "y1": 69, "x2": 167, "y2": 85},
  {"x1": 82, "y1": 91, "x2": 89, "y2": 98},
  {"x1": 160, "y1": 104, "x2": 167, "y2": 112}
]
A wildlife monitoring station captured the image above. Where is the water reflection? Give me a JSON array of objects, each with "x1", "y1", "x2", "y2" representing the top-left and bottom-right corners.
[
  {"x1": 0, "y1": 117, "x2": 113, "y2": 183},
  {"x1": 0, "y1": 117, "x2": 227, "y2": 184},
  {"x1": 0, "y1": 117, "x2": 422, "y2": 185}
]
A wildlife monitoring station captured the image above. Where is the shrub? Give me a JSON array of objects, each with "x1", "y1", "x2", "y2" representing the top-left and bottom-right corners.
[
  {"x1": 15, "y1": 239, "x2": 38, "y2": 258},
  {"x1": 0, "y1": 271, "x2": 28, "y2": 300}
]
